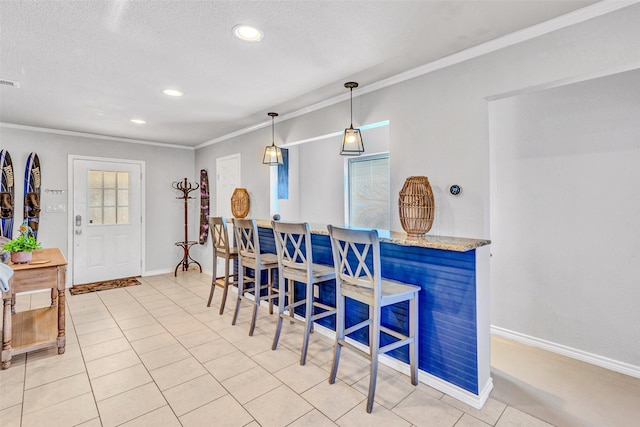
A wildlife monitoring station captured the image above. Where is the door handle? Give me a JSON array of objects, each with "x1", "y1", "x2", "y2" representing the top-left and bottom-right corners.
[{"x1": 75, "y1": 215, "x2": 82, "y2": 226}]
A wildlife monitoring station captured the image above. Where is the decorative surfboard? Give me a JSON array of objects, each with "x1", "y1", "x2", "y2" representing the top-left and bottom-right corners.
[
  {"x1": 199, "y1": 169, "x2": 210, "y2": 245},
  {"x1": 1, "y1": 150, "x2": 15, "y2": 239},
  {"x1": 24, "y1": 152, "x2": 41, "y2": 240}
]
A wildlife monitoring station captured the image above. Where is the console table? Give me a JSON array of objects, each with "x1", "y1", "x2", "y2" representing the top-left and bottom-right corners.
[{"x1": 1, "y1": 248, "x2": 67, "y2": 369}]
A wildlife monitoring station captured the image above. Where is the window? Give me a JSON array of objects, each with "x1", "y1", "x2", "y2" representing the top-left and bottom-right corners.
[
  {"x1": 347, "y1": 153, "x2": 390, "y2": 229},
  {"x1": 88, "y1": 170, "x2": 130, "y2": 225}
]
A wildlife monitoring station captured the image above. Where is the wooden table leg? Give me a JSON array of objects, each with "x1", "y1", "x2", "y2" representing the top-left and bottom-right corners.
[
  {"x1": 57, "y1": 266, "x2": 66, "y2": 354},
  {"x1": 50, "y1": 288, "x2": 57, "y2": 308},
  {"x1": 2, "y1": 294, "x2": 12, "y2": 369}
]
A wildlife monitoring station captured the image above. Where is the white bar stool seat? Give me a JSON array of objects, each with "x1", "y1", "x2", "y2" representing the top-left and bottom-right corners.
[
  {"x1": 271, "y1": 221, "x2": 337, "y2": 365},
  {"x1": 232, "y1": 218, "x2": 279, "y2": 336},
  {"x1": 207, "y1": 216, "x2": 238, "y2": 314},
  {"x1": 327, "y1": 225, "x2": 420, "y2": 413}
]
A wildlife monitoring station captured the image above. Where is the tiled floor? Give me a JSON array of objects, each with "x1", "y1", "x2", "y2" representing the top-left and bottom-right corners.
[{"x1": 1, "y1": 271, "x2": 638, "y2": 426}]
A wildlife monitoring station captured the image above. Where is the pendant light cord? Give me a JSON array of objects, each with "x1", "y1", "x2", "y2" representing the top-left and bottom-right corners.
[{"x1": 349, "y1": 87, "x2": 354, "y2": 128}]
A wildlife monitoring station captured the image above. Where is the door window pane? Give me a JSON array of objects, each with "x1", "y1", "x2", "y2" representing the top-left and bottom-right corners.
[
  {"x1": 103, "y1": 171, "x2": 116, "y2": 188},
  {"x1": 103, "y1": 189, "x2": 116, "y2": 206},
  {"x1": 89, "y1": 207, "x2": 102, "y2": 225},
  {"x1": 87, "y1": 170, "x2": 131, "y2": 225},
  {"x1": 117, "y1": 207, "x2": 129, "y2": 224},
  {"x1": 89, "y1": 170, "x2": 102, "y2": 188},
  {"x1": 89, "y1": 189, "x2": 103, "y2": 207},
  {"x1": 117, "y1": 189, "x2": 129, "y2": 206},
  {"x1": 103, "y1": 207, "x2": 116, "y2": 224},
  {"x1": 117, "y1": 172, "x2": 129, "y2": 188}
]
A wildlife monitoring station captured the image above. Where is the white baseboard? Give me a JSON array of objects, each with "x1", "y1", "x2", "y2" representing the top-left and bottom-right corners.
[
  {"x1": 491, "y1": 325, "x2": 640, "y2": 379},
  {"x1": 142, "y1": 268, "x2": 173, "y2": 276}
]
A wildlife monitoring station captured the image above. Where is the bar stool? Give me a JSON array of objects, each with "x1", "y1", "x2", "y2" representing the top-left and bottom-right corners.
[
  {"x1": 271, "y1": 221, "x2": 337, "y2": 365},
  {"x1": 232, "y1": 218, "x2": 279, "y2": 336},
  {"x1": 327, "y1": 225, "x2": 420, "y2": 413},
  {"x1": 207, "y1": 216, "x2": 238, "y2": 315}
]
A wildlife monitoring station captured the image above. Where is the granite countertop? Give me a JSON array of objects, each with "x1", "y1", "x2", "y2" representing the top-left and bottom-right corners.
[{"x1": 255, "y1": 219, "x2": 490, "y2": 252}]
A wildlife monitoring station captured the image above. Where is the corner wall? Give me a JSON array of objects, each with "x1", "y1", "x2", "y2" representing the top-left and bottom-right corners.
[{"x1": 490, "y1": 69, "x2": 640, "y2": 368}]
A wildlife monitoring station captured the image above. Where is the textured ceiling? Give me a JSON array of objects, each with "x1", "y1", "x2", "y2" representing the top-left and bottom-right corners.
[{"x1": 0, "y1": 1, "x2": 597, "y2": 147}]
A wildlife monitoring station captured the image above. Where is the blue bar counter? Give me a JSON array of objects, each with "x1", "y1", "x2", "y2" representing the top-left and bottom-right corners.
[{"x1": 254, "y1": 220, "x2": 492, "y2": 409}]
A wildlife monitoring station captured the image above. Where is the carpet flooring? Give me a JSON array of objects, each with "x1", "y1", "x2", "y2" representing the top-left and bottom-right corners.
[{"x1": 69, "y1": 276, "x2": 141, "y2": 295}]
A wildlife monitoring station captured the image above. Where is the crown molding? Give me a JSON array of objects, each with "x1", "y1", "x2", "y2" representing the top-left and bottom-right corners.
[
  {"x1": 0, "y1": 122, "x2": 193, "y2": 150},
  {"x1": 196, "y1": 0, "x2": 637, "y2": 150}
]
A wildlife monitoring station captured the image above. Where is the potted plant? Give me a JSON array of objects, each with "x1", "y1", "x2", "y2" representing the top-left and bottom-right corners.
[{"x1": 2, "y1": 225, "x2": 42, "y2": 264}]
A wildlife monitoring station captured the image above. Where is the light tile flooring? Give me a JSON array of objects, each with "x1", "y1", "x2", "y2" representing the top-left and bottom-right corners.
[{"x1": 1, "y1": 271, "x2": 638, "y2": 426}]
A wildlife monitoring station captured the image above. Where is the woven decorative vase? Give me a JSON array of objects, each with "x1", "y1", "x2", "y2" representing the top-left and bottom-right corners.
[
  {"x1": 398, "y1": 176, "x2": 435, "y2": 236},
  {"x1": 231, "y1": 188, "x2": 250, "y2": 219}
]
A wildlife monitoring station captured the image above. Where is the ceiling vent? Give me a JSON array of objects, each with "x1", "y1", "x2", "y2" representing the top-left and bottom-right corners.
[{"x1": 0, "y1": 79, "x2": 20, "y2": 88}]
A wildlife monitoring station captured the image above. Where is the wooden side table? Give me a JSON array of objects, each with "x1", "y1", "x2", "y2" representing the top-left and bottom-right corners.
[{"x1": 1, "y1": 248, "x2": 67, "y2": 369}]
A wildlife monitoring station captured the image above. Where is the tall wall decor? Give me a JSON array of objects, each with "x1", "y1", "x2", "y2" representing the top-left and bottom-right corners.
[
  {"x1": 24, "y1": 152, "x2": 41, "y2": 240},
  {"x1": 172, "y1": 177, "x2": 202, "y2": 276},
  {"x1": 398, "y1": 176, "x2": 435, "y2": 236},
  {"x1": 199, "y1": 169, "x2": 210, "y2": 245},
  {"x1": 231, "y1": 188, "x2": 250, "y2": 218},
  {"x1": 0, "y1": 150, "x2": 14, "y2": 239}
]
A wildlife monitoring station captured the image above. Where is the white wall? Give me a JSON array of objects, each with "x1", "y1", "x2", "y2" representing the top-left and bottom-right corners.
[
  {"x1": 194, "y1": 5, "x2": 640, "y2": 370},
  {"x1": 0, "y1": 126, "x2": 195, "y2": 275},
  {"x1": 490, "y1": 68, "x2": 640, "y2": 367}
]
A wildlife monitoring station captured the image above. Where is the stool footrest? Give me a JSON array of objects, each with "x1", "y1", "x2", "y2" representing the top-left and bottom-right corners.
[
  {"x1": 379, "y1": 336, "x2": 414, "y2": 355},
  {"x1": 344, "y1": 319, "x2": 371, "y2": 336},
  {"x1": 312, "y1": 302, "x2": 336, "y2": 312},
  {"x1": 380, "y1": 325, "x2": 408, "y2": 341},
  {"x1": 311, "y1": 309, "x2": 335, "y2": 321},
  {"x1": 337, "y1": 339, "x2": 373, "y2": 362}
]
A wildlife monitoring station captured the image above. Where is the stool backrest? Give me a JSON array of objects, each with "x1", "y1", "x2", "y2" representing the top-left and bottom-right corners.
[
  {"x1": 272, "y1": 221, "x2": 313, "y2": 274},
  {"x1": 328, "y1": 225, "x2": 381, "y2": 298},
  {"x1": 233, "y1": 218, "x2": 261, "y2": 261},
  {"x1": 209, "y1": 216, "x2": 232, "y2": 254}
]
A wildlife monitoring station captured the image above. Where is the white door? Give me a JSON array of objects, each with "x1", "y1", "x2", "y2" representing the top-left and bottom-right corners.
[
  {"x1": 216, "y1": 154, "x2": 240, "y2": 218},
  {"x1": 215, "y1": 154, "x2": 240, "y2": 274},
  {"x1": 73, "y1": 158, "x2": 142, "y2": 285}
]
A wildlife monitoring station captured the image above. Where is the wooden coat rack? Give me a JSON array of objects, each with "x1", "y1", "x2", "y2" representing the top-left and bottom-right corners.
[{"x1": 172, "y1": 177, "x2": 202, "y2": 276}]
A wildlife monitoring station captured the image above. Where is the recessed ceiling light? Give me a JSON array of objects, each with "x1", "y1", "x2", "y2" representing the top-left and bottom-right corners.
[
  {"x1": 162, "y1": 89, "x2": 183, "y2": 97},
  {"x1": 130, "y1": 118, "x2": 146, "y2": 125},
  {"x1": 232, "y1": 24, "x2": 263, "y2": 42}
]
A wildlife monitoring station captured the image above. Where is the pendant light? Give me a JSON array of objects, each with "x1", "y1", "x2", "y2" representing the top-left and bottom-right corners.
[
  {"x1": 340, "y1": 82, "x2": 364, "y2": 156},
  {"x1": 263, "y1": 112, "x2": 283, "y2": 166}
]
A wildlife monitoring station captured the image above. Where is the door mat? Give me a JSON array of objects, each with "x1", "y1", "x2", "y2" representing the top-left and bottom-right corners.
[{"x1": 70, "y1": 276, "x2": 141, "y2": 295}]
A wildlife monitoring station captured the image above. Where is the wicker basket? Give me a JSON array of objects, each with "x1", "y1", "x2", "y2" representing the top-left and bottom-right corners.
[
  {"x1": 398, "y1": 176, "x2": 434, "y2": 236},
  {"x1": 231, "y1": 188, "x2": 250, "y2": 219}
]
